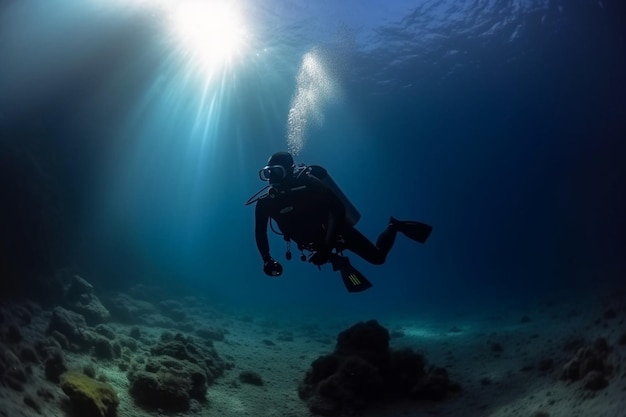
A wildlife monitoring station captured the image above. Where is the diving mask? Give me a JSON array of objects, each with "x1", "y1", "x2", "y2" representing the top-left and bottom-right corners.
[{"x1": 259, "y1": 165, "x2": 287, "y2": 183}]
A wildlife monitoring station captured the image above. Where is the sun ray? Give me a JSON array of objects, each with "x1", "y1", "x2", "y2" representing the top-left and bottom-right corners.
[{"x1": 169, "y1": 0, "x2": 249, "y2": 78}]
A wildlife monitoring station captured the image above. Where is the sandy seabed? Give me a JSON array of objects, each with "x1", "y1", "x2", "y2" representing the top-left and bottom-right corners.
[{"x1": 1, "y1": 283, "x2": 625, "y2": 417}]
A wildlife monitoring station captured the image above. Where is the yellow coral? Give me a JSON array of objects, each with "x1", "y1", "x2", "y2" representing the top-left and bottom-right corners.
[{"x1": 59, "y1": 371, "x2": 119, "y2": 417}]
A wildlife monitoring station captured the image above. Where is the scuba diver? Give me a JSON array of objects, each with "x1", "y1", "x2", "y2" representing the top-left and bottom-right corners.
[{"x1": 246, "y1": 151, "x2": 432, "y2": 292}]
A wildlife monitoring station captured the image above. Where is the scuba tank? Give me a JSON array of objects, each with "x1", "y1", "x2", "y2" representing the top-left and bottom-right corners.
[{"x1": 306, "y1": 165, "x2": 361, "y2": 226}]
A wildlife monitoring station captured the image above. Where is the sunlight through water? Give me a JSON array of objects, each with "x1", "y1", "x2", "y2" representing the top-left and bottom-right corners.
[
  {"x1": 102, "y1": 0, "x2": 255, "y2": 151},
  {"x1": 169, "y1": 0, "x2": 249, "y2": 78},
  {"x1": 99, "y1": 0, "x2": 252, "y2": 80}
]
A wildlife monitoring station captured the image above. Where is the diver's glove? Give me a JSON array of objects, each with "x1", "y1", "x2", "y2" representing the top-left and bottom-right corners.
[
  {"x1": 263, "y1": 256, "x2": 283, "y2": 277},
  {"x1": 308, "y1": 246, "x2": 332, "y2": 266}
]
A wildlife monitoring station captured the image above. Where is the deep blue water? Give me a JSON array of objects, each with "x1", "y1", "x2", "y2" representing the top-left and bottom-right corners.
[{"x1": 1, "y1": 0, "x2": 624, "y2": 318}]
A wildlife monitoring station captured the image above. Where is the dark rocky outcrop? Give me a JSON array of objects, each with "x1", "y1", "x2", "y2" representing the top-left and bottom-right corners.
[
  {"x1": 103, "y1": 294, "x2": 157, "y2": 323},
  {"x1": 561, "y1": 337, "x2": 612, "y2": 391},
  {"x1": 127, "y1": 333, "x2": 230, "y2": 411},
  {"x1": 298, "y1": 320, "x2": 460, "y2": 416},
  {"x1": 47, "y1": 307, "x2": 88, "y2": 346},
  {"x1": 0, "y1": 347, "x2": 29, "y2": 391},
  {"x1": 239, "y1": 370, "x2": 264, "y2": 386},
  {"x1": 63, "y1": 275, "x2": 110, "y2": 325},
  {"x1": 90, "y1": 334, "x2": 116, "y2": 360},
  {"x1": 195, "y1": 326, "x2": 227, "y2": 342},
  {"x1": 44, "y1": 348, "x2": 68, "y2": 383},
  {"x1": 94, "y1": 324, "x2": 116, "y2": 340},
  {"x1": 158, "y1": 300, "x2": 188, "y2": 321}
]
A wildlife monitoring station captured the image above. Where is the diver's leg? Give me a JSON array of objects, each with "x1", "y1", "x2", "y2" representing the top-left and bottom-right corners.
[
  {"x1": 390, "y1": 217, "x2": 432, "y2": 243},
  {"x1": 341, "y1": 224, "x2": 397, "y2": 265}
]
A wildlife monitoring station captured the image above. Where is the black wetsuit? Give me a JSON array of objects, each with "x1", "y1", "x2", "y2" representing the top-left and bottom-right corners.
[{"x1": 254, "y1": 172, "x2": 397, "y2": 265}]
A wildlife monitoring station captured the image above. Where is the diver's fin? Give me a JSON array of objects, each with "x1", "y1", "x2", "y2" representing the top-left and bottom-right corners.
[
  {"x1": 340, "y1": 265, "x2": 373, "y2": 293},
  {"x1": 391, "y1": 217, "x2": 432, "y2": 243},
  {"x1": 330, "y1": 254, "x2": 372, "y2": 293}
]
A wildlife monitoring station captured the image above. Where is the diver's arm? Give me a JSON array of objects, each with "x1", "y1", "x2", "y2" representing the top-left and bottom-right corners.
[
  {"x1": 254, "y1": 202, "x2": 271, "y2": 261},
  {"x1": 255, "y1": 201, "x2": 283, "y2": 276}
]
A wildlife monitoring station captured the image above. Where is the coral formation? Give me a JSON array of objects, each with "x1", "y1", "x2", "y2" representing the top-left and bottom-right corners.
[
  {"x1": 59, "y1": 370, "x2": 119, "y2": 417},
  {"x1": 298, "y1": 320, "x2": 460, "y2": 416},
  {"x1": 91, "y1": 334, "x2": 116, "y2": 360},
  {"x1": 43, "y1": 347, "x2": 67, "y2": 382},
  {"x1": 129, "y1": 369, "x2": 195, "y2": 411},
  {"x1": 47, "y1": 306, "x2": 88, "y2": 345},
  {"x1": 127, "y1": 332, "x2": 230, "y2": 411},
  {"x1": 64, "y1": 275, "x2": 111, "y2": 325}
]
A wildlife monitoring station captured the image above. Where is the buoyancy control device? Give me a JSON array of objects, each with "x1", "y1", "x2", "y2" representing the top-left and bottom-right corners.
[{"x1": 246, "y1": 163, "x2": 360, "y2": 227}]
